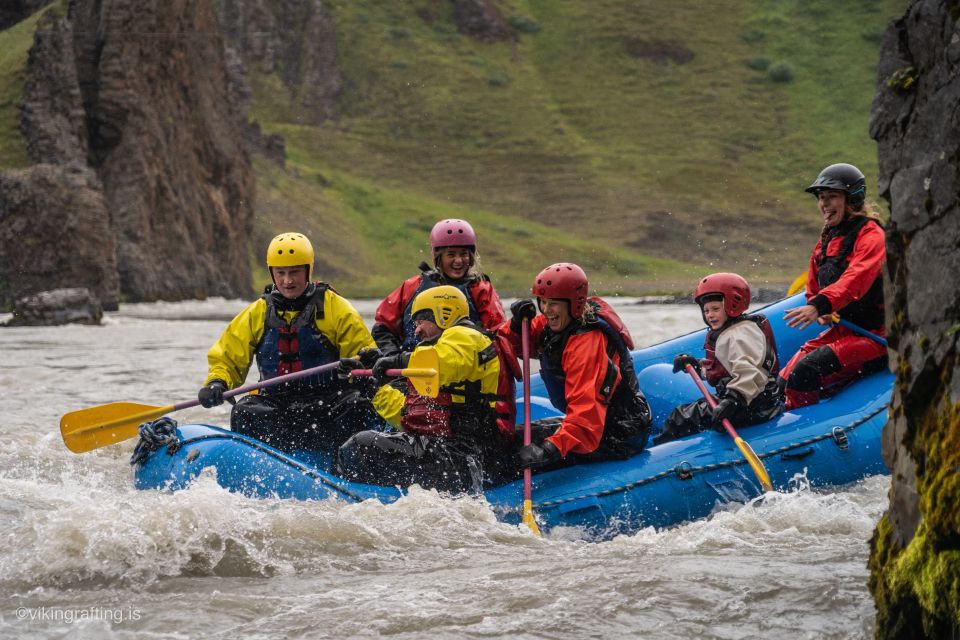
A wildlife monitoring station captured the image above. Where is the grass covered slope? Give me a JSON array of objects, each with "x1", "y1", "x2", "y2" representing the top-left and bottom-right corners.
[
  {"x1": 0, "y1": 7, "x2": 52, "y2": 170},
  {"x1": 0, "y1": 0, "x2": 904, "y2": 296},
  {"x1": 250, "y1": 0, "x2": 903, "y2": 296}
]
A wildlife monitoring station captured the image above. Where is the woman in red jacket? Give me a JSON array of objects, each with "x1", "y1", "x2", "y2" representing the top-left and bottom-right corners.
[
  {"x1": 780, "y1": 163, "x2": 888, "y2": 409},
  {"x1": 504, "y1": 263, "x2": 651, "y2": 467},
  {"x1": 371, "y1": 218, "x2": 506, "y2": 357}
]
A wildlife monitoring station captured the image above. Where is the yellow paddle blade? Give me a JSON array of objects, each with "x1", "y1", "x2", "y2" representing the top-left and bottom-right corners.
[
  {"x1": 60, "y1": 401, "x2": 174, "y2": 453},
  {"x1": 786, "y1": 272, "x2": 808, "y2": 295},
  {"x1": 522, "y1": 499, "x2": 542, "y2": 537},
  {"x1": 403, "y1": 347, "x2": 440, "y2": 397},
  {"x1": 733, "y1": 436, "x2": 774, "y2": 492}
]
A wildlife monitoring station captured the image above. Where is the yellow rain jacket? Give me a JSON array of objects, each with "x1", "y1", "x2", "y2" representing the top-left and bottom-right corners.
[
  {"x1": 372, "y1": 323, "x2": 500, "y2": 436},
  {"x1": 205, "y1": 287, "x2": 375, "y2": 388}
]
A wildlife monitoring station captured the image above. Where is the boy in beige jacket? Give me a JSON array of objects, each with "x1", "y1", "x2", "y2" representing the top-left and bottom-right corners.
[{"x1": 654, "y1": 273, "x2": 783, "y2": 445}]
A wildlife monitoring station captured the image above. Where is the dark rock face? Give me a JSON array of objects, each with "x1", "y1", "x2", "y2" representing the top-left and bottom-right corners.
[
  {"x1": 20, "y1": 10, "x2": 88, "y2": 166},
  {"x1": 868, "y1": 1, "x2": 960, "y2": 637},
  {"x1": 0, "y1": 164, "x2": 118, "y2": 310},
  {"x1": 72, "y1": 0, "x2": 255, "y2": 301},
  {"x1": 0, "y1": 0, "x2": 53, "y2": 31},
  {"x1": 6, "y1": 288, "x2": 103, "y2": 326},
  {"x1": 218, "y1": 0, "x2": 341, "y2": 125},
  {"x1": 451, "y1": 0, "x2": 514, "y2": 42},
  {"x1": 0, "y1": 0, "x2": 256, "y2": 308}
]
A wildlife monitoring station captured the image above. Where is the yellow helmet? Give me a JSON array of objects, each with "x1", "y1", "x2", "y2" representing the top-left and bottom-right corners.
[
  {"x1": 266, "y1": 232, "x2": 314, "y2": 278},
  {"x1": 410, "y1": 285, "x2": 468, "y2": 330}
]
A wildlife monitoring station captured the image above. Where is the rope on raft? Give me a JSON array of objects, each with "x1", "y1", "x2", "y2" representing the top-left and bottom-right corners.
[{"x1": 130, "y1": 417, "x2": 181, "y2": 466}]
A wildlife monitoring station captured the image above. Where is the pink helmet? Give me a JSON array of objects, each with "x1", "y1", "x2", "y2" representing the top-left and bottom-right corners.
[
  {"x1": 694, "y1": 272, "x2": 750, "y2": 318},
  {"x1": 430, "y1": 219, "x2": 477, "y2": 252},
  {"x1": 532, "y1": 263, "x2": 589, "y2": 319}
]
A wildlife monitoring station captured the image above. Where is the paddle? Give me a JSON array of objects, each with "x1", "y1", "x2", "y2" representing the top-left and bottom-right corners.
[
  {"x1": 787, "y1": 272, "x2": 808, "y2": 295},
  {"x1": 685, "y1": 365, "x2": 774, "y2": 492},
  {"x1": 60, "y1": 360, "x2": 343, "y2": 453},
  {"x1": 60, "y1": 348, "x2": 440, "y2": 454},
  {"x1": 831, "y1": 314, "x2": 888, "y2": 347},
  {"x1": 520, "y1": 318, "x2": 542, "y2": 537},
  {"x1": 344, "y1": 347, "x2": 440, "y2": 396}
]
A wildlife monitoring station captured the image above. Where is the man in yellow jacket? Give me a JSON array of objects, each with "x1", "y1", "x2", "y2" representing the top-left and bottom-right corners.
[
  {"x1": 198, "y1": 232, "x2": 381, "y2": 453},
  {"x1": 337, "y1": 286, "x2": 514, "y2": 492}
]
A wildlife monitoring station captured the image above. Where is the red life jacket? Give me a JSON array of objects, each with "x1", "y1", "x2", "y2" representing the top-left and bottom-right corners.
[
  {"x1": 489, "y1": 329, "x2": 521, "y2": 442},
  {"x1": 702, "y1": 314, "x2": 779, "y2": 387},
  {"x1": 401, "y1": 389, "x2": 455, "y2": 437},
  {"x1": 591, "y1": 296, "x2": 634, "y2": 349}
]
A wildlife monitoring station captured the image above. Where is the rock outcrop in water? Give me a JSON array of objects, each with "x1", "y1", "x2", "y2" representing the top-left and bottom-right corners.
[
  {"x1": 0, "y1": 163, "x2": 118, "y2": 310},
  {"x1": 868, "y1": 1, "x2": 960, "y2": 637},
  {"x1": 6, "y1": 287, "x2": 103, "y2": 326},
  {"x1": 0, "y1": 0, "x2": 256, "y2": 312}
]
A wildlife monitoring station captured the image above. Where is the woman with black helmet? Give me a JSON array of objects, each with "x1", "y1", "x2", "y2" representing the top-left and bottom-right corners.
[{"x1": 780, "y1": 163, "x2": 888, "y2": 409}]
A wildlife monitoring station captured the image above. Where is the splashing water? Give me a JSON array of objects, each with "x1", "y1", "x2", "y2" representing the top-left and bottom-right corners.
[{"x1": 0, "y1": 299, "x2": 887, "y2": 639}]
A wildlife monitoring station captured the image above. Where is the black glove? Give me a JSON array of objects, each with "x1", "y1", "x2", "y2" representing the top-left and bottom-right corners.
[
  {"x1": 673, "y1": 353, "x2": 702, "y2": 375},
  {"x1": 338, "y1": 347, "x2": 386, "y2": 379},
  {"x1": 516, "y1": 440, "x2": 560, "y2": 468},
  {"x1": 372, "y1": 352, "x2": 409, "y2": 385},
  {"x1": 198, "y1": 379, "x2": 227, "y2": 408},
  {"x1": 337, "y1": 357, "x2": 364, "y2": 379},
  {"x1": 357, "y1": 347, "x2": 383, "y2": 368},
  {"x1": 510, "y1": 299, "x2": 537, "y2": 333},
  {"x1": 711, "y1": 392, "x2": 744, "y2": 429}
]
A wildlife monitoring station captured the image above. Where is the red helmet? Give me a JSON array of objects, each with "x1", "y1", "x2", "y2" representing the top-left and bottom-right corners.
[
  {"x1": 532, "y1": 263, "x2": 589, "y2": 319},
  {"x1": 694, "y1": 272, "x2": 750, "y2": 318},
  {"x1": 430, "y1": 219, "x2": 477, "y2": 252}
]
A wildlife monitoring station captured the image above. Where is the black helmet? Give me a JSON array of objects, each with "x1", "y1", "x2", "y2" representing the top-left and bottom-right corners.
[{"x1": 805, "y1": 163, "x2": 866, "y2": 209}]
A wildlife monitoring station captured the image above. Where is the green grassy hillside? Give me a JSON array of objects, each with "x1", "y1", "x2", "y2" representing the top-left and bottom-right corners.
[
  {"x1": 252, "y1": 0, "x2": 904, "y2": 296},
  {"x1": 0, "y1": 7, "x2": 46, "y2": 169},
  {"x1": 0, "y1": 0, "x2": 905, "y2": 297}
]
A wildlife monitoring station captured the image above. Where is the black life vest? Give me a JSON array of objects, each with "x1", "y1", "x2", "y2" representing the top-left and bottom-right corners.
[
  {"x1": 817, "y1": 216, "x2": 885, "y2": 330},
  {"x1": 399, "y1": 263, "x2": 482, "y2": 350},
  {"x1": 703, "y1": 314, "x2": 779, "y2": 388},
  {"x1": 255, "y1": 283, "x2": 340, "y2": 394},
  {"x1": 539, "y1": 298, "x2": 643, "y2": 416}
]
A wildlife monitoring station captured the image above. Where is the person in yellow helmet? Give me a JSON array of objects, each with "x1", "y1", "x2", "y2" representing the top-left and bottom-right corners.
[
  {"x1": 198, "y1": 232, "x2": 382, "y2": 453},
  {"x1": 337, "y1": 285, "x2": 516, "y2": 492}
]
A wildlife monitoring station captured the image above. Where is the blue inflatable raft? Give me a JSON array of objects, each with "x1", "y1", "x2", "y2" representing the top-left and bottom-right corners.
[{"x1": 134, "y1": 293, "x2": 892, "y2": 536}]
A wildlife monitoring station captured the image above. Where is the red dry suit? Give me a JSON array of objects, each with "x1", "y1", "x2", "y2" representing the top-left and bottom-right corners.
[
  {"x1": 780, "y1": 215, "x2": 888, "y2": 408},
  {"x1": 371, "y1": 264, "x2": 506, "y2": 355},
  {"x1": 501, "y1": 298, "x2": 650, "y2": 457}
]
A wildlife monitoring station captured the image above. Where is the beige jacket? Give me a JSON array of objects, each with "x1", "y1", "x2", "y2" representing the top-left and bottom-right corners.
[{"x1": 712, "y1": 321, "x2": 773, "y2": 404}]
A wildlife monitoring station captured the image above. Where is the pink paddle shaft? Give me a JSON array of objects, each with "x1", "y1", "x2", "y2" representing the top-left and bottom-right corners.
[{"x1": 522, "y1": 319, "x2": 533, "y2": 503}]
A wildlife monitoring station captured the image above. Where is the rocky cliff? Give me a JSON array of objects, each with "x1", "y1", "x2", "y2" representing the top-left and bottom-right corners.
[
  {"x1": 217, "y1": 0, "x2": 341, "y2": 126},
  {"x1": 0, "y1": 0, "x2": 255, "y2": 310},
  {"x1": 0, "y1": 0, "x2": 53, "y2": 32},
  {"x1": 868, "y1": 1, "x2": 960, "y2": 637}
]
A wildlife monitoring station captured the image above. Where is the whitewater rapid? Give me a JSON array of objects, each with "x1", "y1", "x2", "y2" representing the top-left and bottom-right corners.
[{"x1": 0, "y1": 298, "x2": 886, "y2": 638}]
